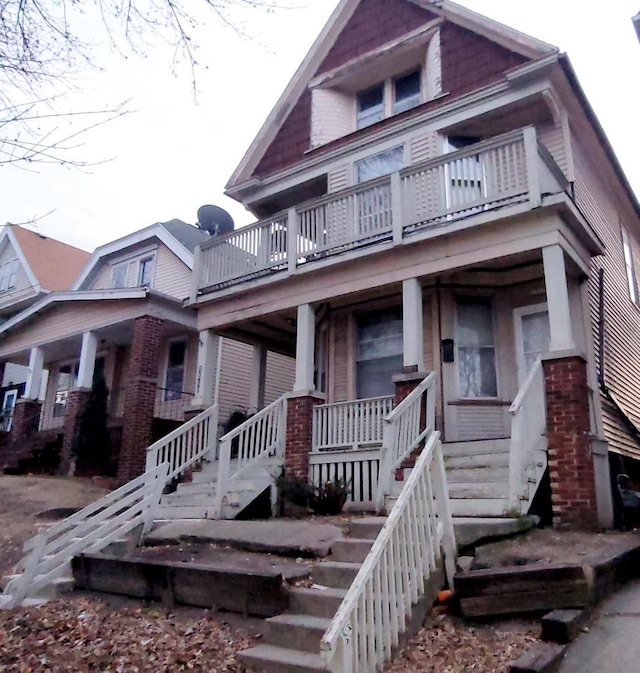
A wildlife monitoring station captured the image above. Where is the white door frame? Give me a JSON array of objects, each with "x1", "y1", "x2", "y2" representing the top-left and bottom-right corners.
[
  {"x1": 513, "y1": 302, "x2": 549, "y2": 387},
  {"x1": 1, "y1": 388, "x2": 18, "y2": 432}
]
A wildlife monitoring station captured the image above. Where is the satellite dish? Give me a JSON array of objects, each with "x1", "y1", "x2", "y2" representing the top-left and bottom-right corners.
[{"x1": 197, "y1": 205, "x2": 234, "y2": 236}]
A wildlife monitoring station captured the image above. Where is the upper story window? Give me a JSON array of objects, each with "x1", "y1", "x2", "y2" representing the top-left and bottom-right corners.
[
  {"x1": 111, "y1": 253, "x2": 156, "y2": 289},
  {"x1": 356, "y1": 70, "x2": 422, "y2": 130},
  {"x1": 622, "y1": 226, "x2": 638, "y2": 304},
  {"x1": 355, "y1": 146, "x2": 405, "y2": 183},
  {"x1": 0, "y1": 259, "x2": 19, "y2": 292}
]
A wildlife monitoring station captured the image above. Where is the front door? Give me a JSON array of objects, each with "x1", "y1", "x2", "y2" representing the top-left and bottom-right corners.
[{"x1": 514, "y1": 304, "x2": 551, "y2": 386}]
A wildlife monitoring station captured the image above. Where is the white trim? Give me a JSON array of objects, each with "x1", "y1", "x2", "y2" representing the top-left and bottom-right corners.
[
  {"x1": 0, "y1": 227, "x2": 41, "y2": 292},
  {"x1": 73, "y1": 225, "x2": 193, "y2": 290}
]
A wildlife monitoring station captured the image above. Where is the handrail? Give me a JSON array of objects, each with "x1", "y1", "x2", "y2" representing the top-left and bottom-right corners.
[
  {"x1": 320, "y1": 431, "x2": 456, "y2": 673},
  {"x1": 214, "y1": 395, "x2": 287, "y2": 516},
  {"x1": 296, "y1": 174, "x2": 392, "y2": 213},
  {"x1": 145, "y1": 403, "x2": 219, "y2": 482},
  {"x1": 1, "y1": 462, "x2": 169, "y2": 609},
  {"x1": 376, "y1": 372, "x2": 436, "y2": 512}
]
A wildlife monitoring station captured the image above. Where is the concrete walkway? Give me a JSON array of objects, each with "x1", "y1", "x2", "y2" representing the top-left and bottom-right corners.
[{"x1": 557, "y1": 579, "x2": 640, "y2": 672}]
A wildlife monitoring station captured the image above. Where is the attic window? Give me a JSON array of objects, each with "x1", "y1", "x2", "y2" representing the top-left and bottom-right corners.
[
  {"x1": 355, "y1": 70, "x2": 422, "y2": 130},
  {"x1": 0, "y1": 259, "x2": 19, "y2": 292}
]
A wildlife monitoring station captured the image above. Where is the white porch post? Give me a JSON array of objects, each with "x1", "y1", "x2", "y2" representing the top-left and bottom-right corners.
[
  {"x1": 194, "y1": 329, "x2": 218, "y2": 407},
  {"x1": 249, "y1": 344, "x2": 267, "y2": 410},
  {"x1": 402, "y1": 278, "x2": 425, "y2": 371},
  {"x1": 294, "y1": 304, "x2": 315, "y2": 392},
  {"x1": 24, "y1": 346, "x2": 44, "y2": 399},
  {"x1": 542, "y1": 245, "x2": 574, "y2": 351},
  {"x1": 77, "y1": 331, "x2": 98, "y2": 389}
]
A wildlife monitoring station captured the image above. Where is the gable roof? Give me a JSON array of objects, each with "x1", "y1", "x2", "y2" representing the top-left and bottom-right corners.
[
  {"x1": 72, "y1": 219, "x2": 210, "y2": 290},
  {"x1": 226, "y1": 0, "x2": 557, "y2": 191},
  {"x1": 0, "y1": 224, "x2": 90, "y2": 292}
]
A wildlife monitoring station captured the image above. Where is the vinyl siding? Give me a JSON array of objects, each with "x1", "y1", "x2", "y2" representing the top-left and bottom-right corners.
[
  {"x1": 538, "y1": 122, "x2": 567, "y2": 175},
  {"x1": 153, "y1": 244, "x2": 191, "y2": 299},
  {"x1": 264, "y1": 351, "x2": 295, "y2": 404},
  {"x1": 216, "y1": 338, "x2": 253, "y2": 426},
  {"x1": 572, "y1": 134, "x2": 640, "y2": 458}
]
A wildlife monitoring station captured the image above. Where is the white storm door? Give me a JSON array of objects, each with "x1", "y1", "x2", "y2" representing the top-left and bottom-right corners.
[{"x1": 514, "y1": 304, "x2": 551, "y2": 386}]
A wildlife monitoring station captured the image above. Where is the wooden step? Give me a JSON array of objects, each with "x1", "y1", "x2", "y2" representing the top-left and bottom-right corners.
[
  {"x1": 445, "y1": 453, "x2": 509, "y2": 469},
  {"x1": 445, "y1": 466, "x2": 509, "y2": 483},
  {"x1": 449, "y1": 498, "x2": 511, "y2": 518},
  {"x1": 448, "y1": 482, "x2": 509, "y2": 500},
  {"x1": 443, "y1": 439, "x2": 510, "y2": 457}
]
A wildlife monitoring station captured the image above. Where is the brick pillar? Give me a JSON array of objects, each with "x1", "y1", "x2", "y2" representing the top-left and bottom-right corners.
[
  {"x1": 393, "y1": 371, "x2": 427, "y2": 406},
  {"x1": 5, "y1": 399, "x2": 42, "y2": 468},
  {"x1": 118, "y1": 316, "x2": 164, "y2": 481},
  {"x1": 543, "y1": 355, "x2": 599, "y2": 531},
  {"x1": 58, "y1": 388, "x2": 91, "y2": 476},
  {"x1": 285, "y1": 394, "x2": 323, "y2": 480}
]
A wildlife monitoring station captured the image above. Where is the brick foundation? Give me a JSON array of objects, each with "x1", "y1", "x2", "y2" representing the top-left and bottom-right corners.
[
  {"x1": 543, "y1": 355, "x2": 599, "y2": 531},
  {"x1": 59, "y1": 388, "x2": 91, "y2": 476},
  {"x1": 118, "y1": 315, "x2": 164, "y2": 481},
  {"x1": 285, "y1": 395, "x2": 323, "y2": 480},
  {"x1": 4, "y1": 399, "x2": 42, "y2": 468}
]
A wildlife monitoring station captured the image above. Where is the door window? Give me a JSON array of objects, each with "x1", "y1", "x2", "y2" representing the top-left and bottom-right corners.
[
  {"x1": 164, "y1": 341, "x2": 186, "y2": 400},
  {"x1": 356, "y1": 310, "x2": 403, "y2": 399},
  {"x1": 0, "y1": 389, "x2": 18, "y2": 431},
  {"x1": 456, "y1": 299, "x2": 497, "y2": 398},
  {"x1": 515, "y1": 306, "x2": 550, "y2": 384}
]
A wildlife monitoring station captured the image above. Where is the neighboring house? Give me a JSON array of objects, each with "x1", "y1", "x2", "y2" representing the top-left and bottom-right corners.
[
  {"x1": 0, "y1": 219, "x2": 295, "y2": 479},
  {"x1": 189, "y1": 0, "x2": 640, "y2": 530},
  {"x1": 633, "y1": 11, "x2": 640, "y2": 42},
  {"x1": 0, "y1": 224, "x2": 90, "y2": 433}
]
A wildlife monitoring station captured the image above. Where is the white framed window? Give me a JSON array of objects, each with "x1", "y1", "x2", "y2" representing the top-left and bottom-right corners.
[
  {"x1": 455, "y1": 299, "x2": 498, "y2": 398},
  {"x1": 0, "y1": 259, "x2": 19, "y2": 292},
  {"x1": 138, "y1": 255, "x2": 155, "y2": 287},
  {"x1": 355, "y1": 146, "x2": 405, "y2": 184},
  {"x1": 52, "y1": 362, "x2": 79, "y2": 417},
  {"x1": 622, "y1": 226, "x2": 638, "y2": 304},
  {"x1": 111, "y1": 262, "x2": 130, "y2": 289},
  {"x1": 355, "y1": 69, "x2": 422, "y2": 130}
]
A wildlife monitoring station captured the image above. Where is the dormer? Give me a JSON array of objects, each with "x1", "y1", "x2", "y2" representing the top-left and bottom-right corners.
[{"x1": 309, "y1": 23, "x2": 442, "y2": 148}]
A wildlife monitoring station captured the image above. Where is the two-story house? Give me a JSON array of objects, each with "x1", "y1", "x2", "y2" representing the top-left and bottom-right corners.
[
  {"x1": 188, "y1": 0, "x2": 640, "y2": 530},
  {"x1": 0, "y1": 219, "x2": 294, "y2": 479}
]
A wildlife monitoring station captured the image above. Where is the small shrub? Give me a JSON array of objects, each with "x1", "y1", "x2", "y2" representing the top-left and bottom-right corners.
[{"x1": 309, "y1": 479, "x2": 351, "y2": 516}]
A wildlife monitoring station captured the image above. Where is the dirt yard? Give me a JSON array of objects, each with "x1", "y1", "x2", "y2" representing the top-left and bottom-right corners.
[{"x1": 1, "y1": 475, "x2": 633, "y2": 672}]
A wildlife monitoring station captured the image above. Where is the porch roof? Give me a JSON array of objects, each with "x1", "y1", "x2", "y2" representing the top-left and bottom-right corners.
[{"x1": 0, "y1": 288, "x2": 196, "y2": 363}]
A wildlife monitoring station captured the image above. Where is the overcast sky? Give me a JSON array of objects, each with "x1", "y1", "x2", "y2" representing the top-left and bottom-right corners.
[{"x1": 2, "y1": 0, "x2": 639, "y2": 252}]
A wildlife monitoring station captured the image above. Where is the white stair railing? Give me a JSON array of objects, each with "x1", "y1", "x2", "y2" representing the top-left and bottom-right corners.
[
  {"x1": 1, "y1": 462, "x2": 169, "y2": 609},
  {"x1": 508, "y1": 358, "x2": 548, "y2": 513},
  {"x1": 320, "y1": 431, "x2": 456, "y2": 673},
  {"x1": 145, "y1": 404, "x2": 219, "y2": 481},
  {"x1": 376, "y1": 372, "x2": 436, "y2": 511},
  {"x1": 214, "y1": 395, "x2": 287, "y2": 516}
]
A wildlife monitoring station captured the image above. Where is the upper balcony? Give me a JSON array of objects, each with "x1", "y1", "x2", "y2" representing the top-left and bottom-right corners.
[{"x1": 193, "y1": 127, "x2": 574, "y2": 300}]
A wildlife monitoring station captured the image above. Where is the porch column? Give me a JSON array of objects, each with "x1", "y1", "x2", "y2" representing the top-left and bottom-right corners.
[
  {"x1": 193, "y1": 329, "x2": 218, "y2": 408},
  {"x1": 77, "y1": 331, "x2": 98, "y2": 389},
  {"x1": 402, "y1": 278, "x2": 424, "y2": 372},
  {"x1": 118, "y1": 315, "x2": 165, "y2": 481},
  {"x1": 294, "y1": 304, "x2": 315, "y2": 392},
  {"x1": 543, "y1": 353, "x2": 599, "y2": 531},
  {"x1": 249, "y1": 344, "x2": 267, "y2": 411},
  {"x1": 286, "y1": 304, "x2": 321, "y2": 480},
  {"x1": 24, "y1": 346, "x2": 44, "y2": 399},
  {"x1": 542, "y1": 245, "x2": 574, "y2": 351}
]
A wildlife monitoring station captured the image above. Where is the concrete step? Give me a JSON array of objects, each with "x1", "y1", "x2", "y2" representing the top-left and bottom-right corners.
[
  {"x1": 330, "y1": 538, "x2": 373, "y2": 564},
  {"x1": 449, "y1": 498, "x2": 511, "y2": 518},
  {"x1": 445, "y1": 453, "x2": 509, "y2": 469},
  {"x1": 448, "y1": 483, "x2": 509, "y2": 499},
  {"x1": 445, "y1": 466, "x2": 509, "y2": 483},
  {"x1": 312, "y1": 561, "x2": 361, "y2": 589},
  {"x1": 34, "y1": 576, "x2": 75, "y2": 600},
  {"x1": 443, "y1": 439, "x2": 510, "y2": 457},
  {"x1": 264, "y1": 614, "x2": 331, "y2": 653},
  {"x1": 288, "y1": 586, "x2": 347, "y2": 619},
  {"x1": 160, "y1": 493, "x2": 216, "y2": 506},
  {"x1": 349, "y1": 517, "x2": 386, "y2": 540},
  {"x1": 238, "y1": 644, "x2": 327, "y2": 673}
]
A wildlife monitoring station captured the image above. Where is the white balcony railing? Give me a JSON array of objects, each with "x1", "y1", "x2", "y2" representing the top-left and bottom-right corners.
[{"x1": 195, "y1": 127, "x2": 568, "y2": 294}]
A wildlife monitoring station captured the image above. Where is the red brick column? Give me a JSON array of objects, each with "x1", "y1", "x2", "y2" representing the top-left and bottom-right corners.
[
  {"x1": 118, "y1": 316, "x2": 165, "y2": 481},
  {"x1": 59, "y1": 389, "x2": 91, "y2": 476},
  {"x1": 543, "y1": 355, "x2": 598, "y2": 531},
  {"x1": 4, "y1": 399, "x2": 42, "y2": 468},
  {"x1": 393, "y1": 371, "x2": 427, "y2": 406},
  {"x1": 285, "y1": 394, "x2": 323, "y2": 480}
]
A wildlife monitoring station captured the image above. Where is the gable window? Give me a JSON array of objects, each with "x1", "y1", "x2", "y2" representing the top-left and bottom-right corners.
[
  {"x1": 456, "y1": 299, "x2": 497, "y2": 398},
  {"x1": 138, "y1": 255, "x2": 155, "y2": 287},
  {"x1": 356, "y1": 309, "x2": 403, "y2": 399},
  {"x1": 111, "y1": 262, "x2": 129, "y2": 289},
  {"x1": 0, "y1": 259, "x2": 19, "y2": 292},
  {"x1": 356, "y1": 84, "x2": 384, "y2": 129},
  {"x1": 164, "y1": 341, "x2": 186, "y2": 400},
  {"x1": 355, "y1": 70, "x2": 422, "y2": 130},
  {"x1": 622, "y1": 226, "x2": 638, "y2": 304}
]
